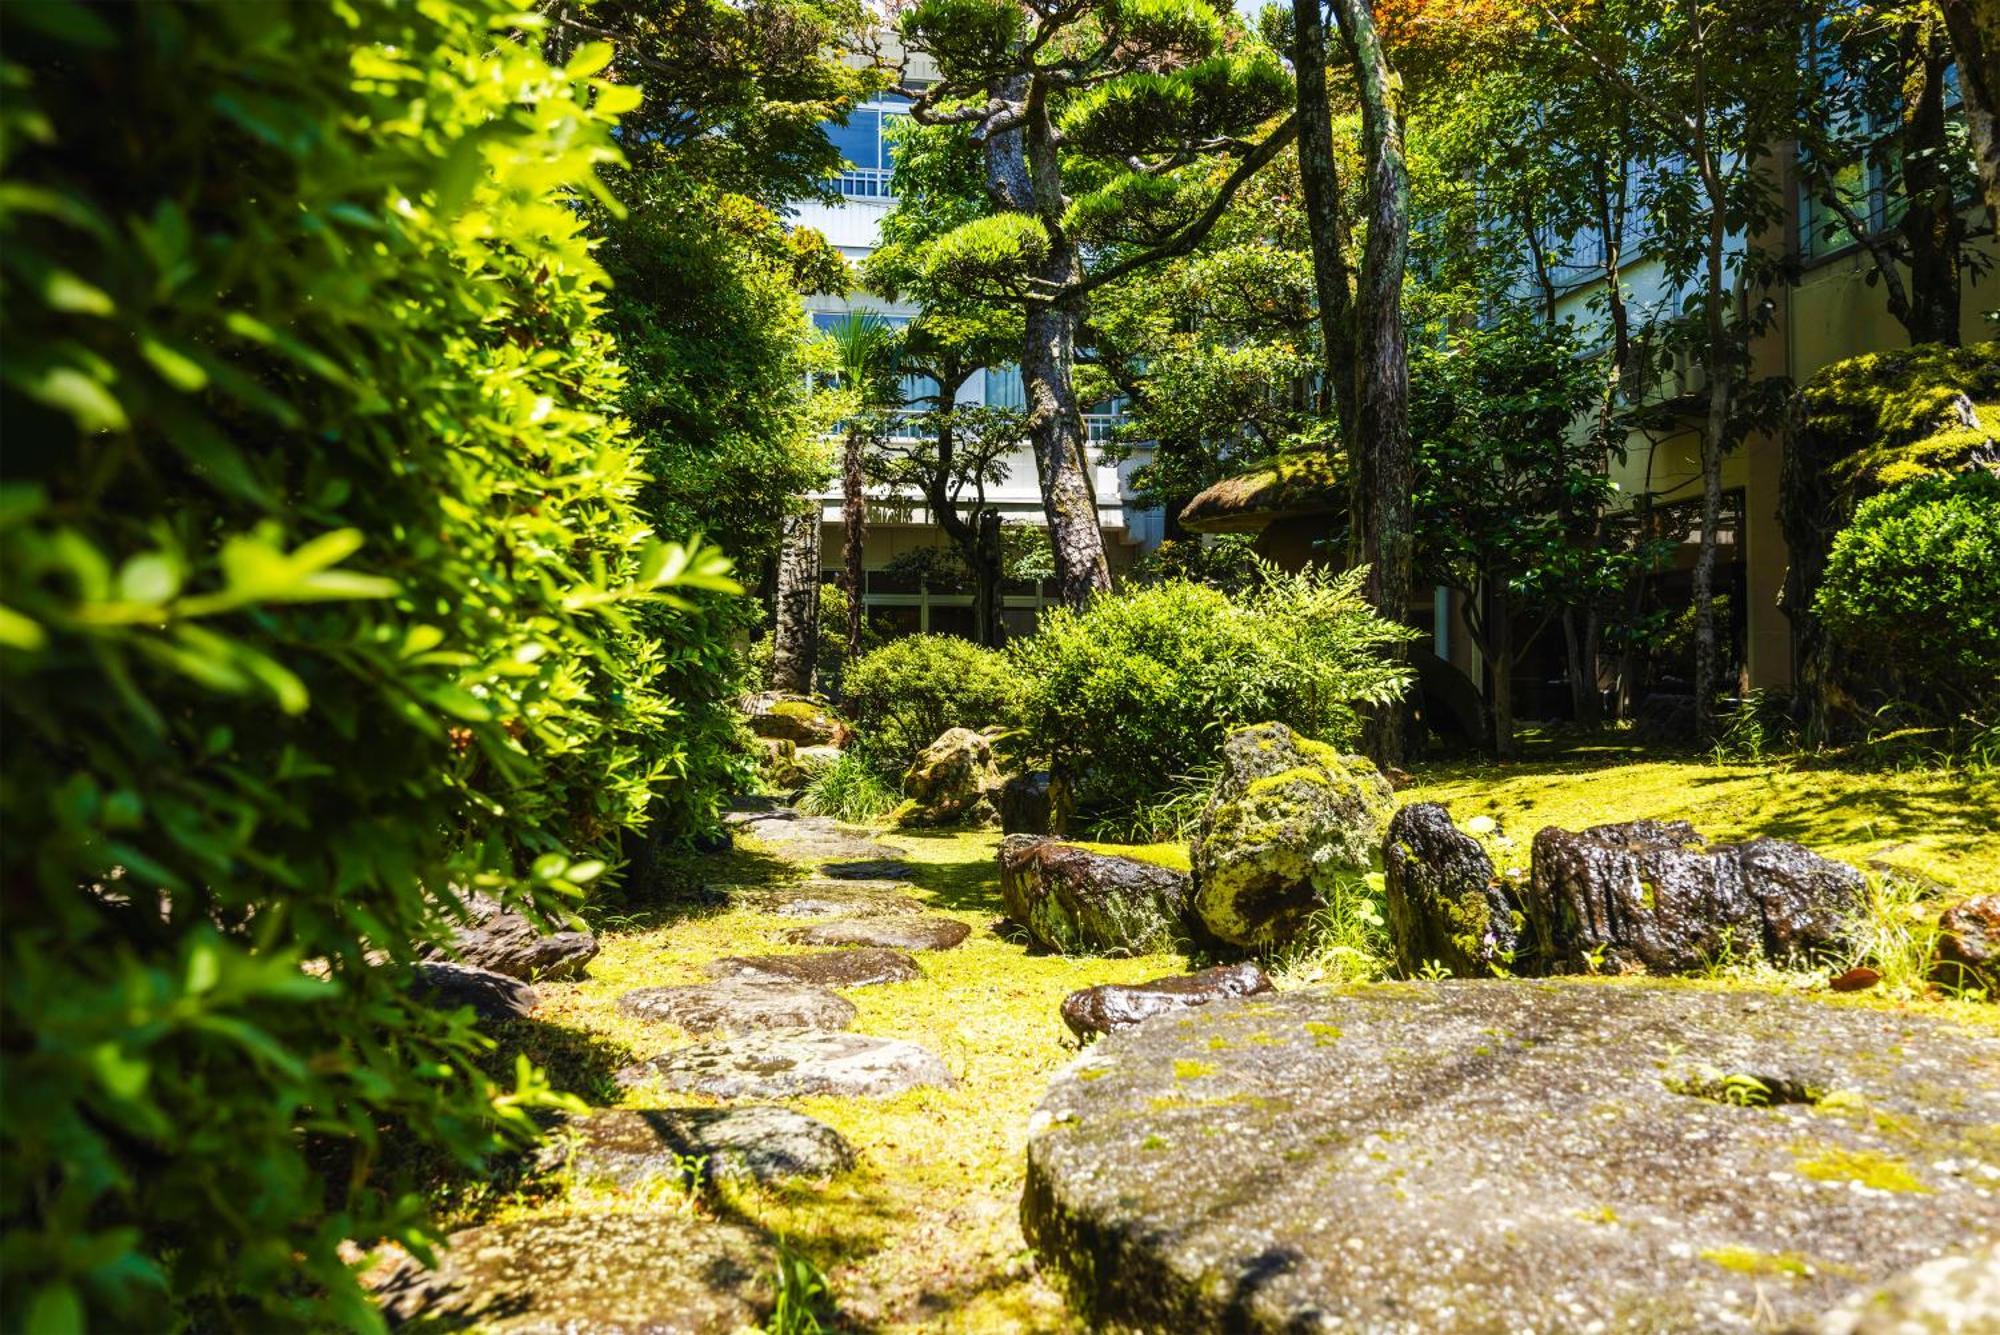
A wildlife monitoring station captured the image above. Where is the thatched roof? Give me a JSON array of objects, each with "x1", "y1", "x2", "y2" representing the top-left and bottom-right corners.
[{"x1": 1179, "y1": 449, "x2": 1344, "y2": 534}]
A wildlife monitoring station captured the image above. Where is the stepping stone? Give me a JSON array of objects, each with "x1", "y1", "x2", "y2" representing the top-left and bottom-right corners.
[
  {"x1": 369, "y1": 1211, "x2": 768, "y2": 1332},
  {"x1": 409, "y1": 961, "x2": 537, "y2": 1022},
  {"x1": 821, "y1": 857, "x2": 918, "y2": 881},
  {"x1": 422, "y1": 891, "x2": 599, "y2": 981},
  {"x1": 747, "y1": 880, "x2": 926, "y2": 919},
  {"x1": 546, "y1": 1107, "x2": 853, "y2": 1185},
  {"x1": 1024, "y1": 980, "x2": 2000, "y2": 1333},
  {"x1": 616, "y1": 976, "x2": 855, "y2": 1035},
  {"x1": 725, "y1": 808, "x2": 890, "y2": 863},
  {"x1": 707, "y1": 947, "x2": 922, "y2": 989},
  {"x1": 784, "y1": 916, "x2": 971, "y2": 952},
  {"x1": 620, "y1": 1030, "x2": 952, "y2": 1099}
]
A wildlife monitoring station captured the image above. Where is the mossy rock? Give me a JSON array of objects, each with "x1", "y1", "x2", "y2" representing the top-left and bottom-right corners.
[
  {"x1": 742, "y1": 691, "x2": 847, "y2": 746},
  {"x1": 1190, "y1": 722, "x2": 1393, "y2": 949},
  {"x1": 999, "y1": 835, "x2": 1192, "y2": 956}
]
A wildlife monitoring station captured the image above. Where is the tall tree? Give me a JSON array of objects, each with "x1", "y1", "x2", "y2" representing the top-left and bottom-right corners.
[
  {"x1": 825, "y1": 314, "x2": 900, "y2": 664},
  {"x1": 1541, "y1": 0, "x2": 1806, "y2": 741},
  {"x1": 894, "y1": 0, "x2": 1297, "y2": 607},
  {"x1": 1801, "y1": 1, "x2": 1987, "y2": 347},
  {"x1": 1938, "y1": 0, "x2": 2000, "y2": 227},
  {"x1": 770, "y1": 505, "x2": 822, "y2": 693}
]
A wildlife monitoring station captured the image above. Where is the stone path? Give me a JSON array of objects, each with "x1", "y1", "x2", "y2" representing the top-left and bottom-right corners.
[{"x1": 379, "y1": 804, "x2": 981, "y2": 1327}]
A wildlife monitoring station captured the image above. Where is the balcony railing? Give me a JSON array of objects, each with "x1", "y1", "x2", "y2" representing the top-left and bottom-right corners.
[
  {"x1": 881, "y1": 410, "x2": 1123, "y2": 443},
  {"x1": 837, "y1": 168, "x2": 894, "y2": 199}
]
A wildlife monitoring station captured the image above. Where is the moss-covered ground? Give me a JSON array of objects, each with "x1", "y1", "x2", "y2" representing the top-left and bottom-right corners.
[{"x1": 441, "y1": 749, "x2": 1996, "y2": 1331}]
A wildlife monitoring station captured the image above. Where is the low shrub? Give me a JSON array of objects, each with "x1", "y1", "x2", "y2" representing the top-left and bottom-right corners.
[
  {"x1": 1815, "y1": 469, "x2": 2000, "y2": 722},
  {"x1": 796, "y1": 751, "x2": 902, "y2": 824},
  {"x1": 842, "y1": 634, "x2": 1020, "y2": 773},
  {"x1": 1010, "y1": 565, "x2": 1413, "y2": 820}
]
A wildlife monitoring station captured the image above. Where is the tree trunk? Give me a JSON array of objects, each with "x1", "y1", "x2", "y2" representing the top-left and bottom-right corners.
[
  {"x1": 1291, "y1": 0, "x2": 1358, "y2": 432},
  {"x1": 1939, "y1": 0, "x2": 2000, "y2": 232},
  {"x1": 1496, "y1": 587, "x2": 1520, "y2": 755},
  {"x1": 983, "y1": 74, "x2": 1112, "y2": 609},
  {"x1": 1690, "y1": 21, "x2": 1730, "y2": 745},
  {"x1": 842, "y1": 424, "x2": 867, "y2": 664},
  {"x1": 1332, "y1": 0, "x2": 1413, "y2": 768},
  {"x1": 974, "y1": 509, "x2": 1006, "y2": 647},
  {"x1": 1899, "y1": 29, "x2": 1964, "y2": 347},
  {"x1": 770, "y1": 507, "x2": 821, "y2": 694}
]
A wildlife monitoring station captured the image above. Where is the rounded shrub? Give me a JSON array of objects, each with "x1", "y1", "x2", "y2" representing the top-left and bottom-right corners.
[
  {"x1": 1814, "y1": 469, "x2": 2000, "y2": 711},
  {"x1": 842, "y1": 634, "x2": 1021, "y2": 772},
  {"x1": 1009, "y1": 567, "x2": 1413, "y2": 820},
  {"x1": 0, "y1": 3, "x2": 737, "y2": 1326}
]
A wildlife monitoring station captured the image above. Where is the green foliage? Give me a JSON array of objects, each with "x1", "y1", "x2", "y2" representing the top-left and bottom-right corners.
[
  {"x1": 0, "y1": 2, "x2": 737, "y2": 1325},
  {"x1": 809, "y1": 582, "x2": 885, "y2": 700},
  {"x1": 920, "y1": 214, "x2": 1052, "y2": 298},
  {"x1": 766, "y1": 1238, "x2": 834, "y2": 1335},
  {"x1": 1010, "y1": 567, "x2": 1413, "y2": 818},
  {"x1": 796, "y1": 750, "x2": 903, "y2": 824},
  {"x1": 843, "y1": 635, "x2": 1021, "y2": 773},
  {"x1": 1128, "y1": 536, "x2": 1263, "y2": 596},
  {"x1": 1815, "y1": 469, "x2": 2000, "y2": 715}
]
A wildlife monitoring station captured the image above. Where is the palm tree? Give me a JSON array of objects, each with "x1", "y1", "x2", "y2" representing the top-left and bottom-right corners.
[{"x1": 825, "y1": 314, "x2": 899, "y2": 667}]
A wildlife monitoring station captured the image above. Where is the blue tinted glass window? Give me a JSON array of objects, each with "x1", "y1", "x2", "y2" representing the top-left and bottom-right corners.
[
  {"x1": 827, "y1": 110, "x2": 880, "y2": 171},
  {"x1": 985, "y1": 365, "x2": 1025, "y2": 408}
]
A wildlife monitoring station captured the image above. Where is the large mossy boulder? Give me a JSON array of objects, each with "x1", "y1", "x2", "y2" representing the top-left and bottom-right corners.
[
  {"x1": 1190, "y1": 722, "x2": 1393, "y2": 950},
  {"x1": 1526, "y1": 820, "x2": 1864, "y2": 975},
  {"x1": 999, "y1": 836, "x2": 1191, "y2": 956},
  {"x1": 898, "y1": 727, "x2": 1002, "y2": 828},
  {"x1": 1382, "y1": 803, "x2": 1520, "y2": 977},
  {"x1": 1023, "y1": 981, "x2": 2000, "y2": 1332},
  {"x1": 741, "y1": 691, "x2": 848, "y2": 747}
]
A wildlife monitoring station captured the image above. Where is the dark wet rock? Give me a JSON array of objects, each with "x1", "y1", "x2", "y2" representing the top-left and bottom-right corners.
[
  {"x1": 1381, "y1": 803, "x2": 1520, "y2": 977},
  {"x1": 546, "y1": 1107, "x2": 853, "y2": 1186},
  {"x1": 784, "y1": 916, "x2": 971, "y2": 952},
  {"x1": 821, "y1": 857, "x2": 918, "y2": 881},
  {"x1": 998, "y1": 835, "x2": 1191, "y2": 956},
  {"x1": 1526, "y1": 821, "x2": 1865, "y2": 975},
  {"x1": 410, "y1": 961, "x2": 537, "y2": 1022},
  {"x1": 423, "y1": 893, "x2": 598, "y2": 982},
  {"x1": 1059, "y1": 962, "x2": 1273, "y2": 1041},
  {"x1": 898, "y1": 727, "x2": 1003, "y2": 828},
  {"x1": 742, "y1": 692, "x2": 848, "y2": 747},
  {"x1": 1000, "y1": 769, "x2": 1071, "y2": 836},
  {"x1": 724, "y1": 807, "x2": 888, "y2": 864},
  {"x1": 615, "y1": 976, "x2": 855, "y2": 1035},
  {"x1": 369, "y1": 1211, "x2": 769, "y2": 1332},
  {"x1": 1190, "y1": 722, "x2": 1395, "y2": 950},
  {"x1": 1633, "y1": 690, "x2": 1697, "y2": 745},
  {"x1": 621, "y1": 1030, "x2": 952, "y2": 1099},
  {"x1": 1815, "y1": 1242, "x2": 2000, "y2": 1334},
  {"x1": 1934, "y1": 893, "x2": 2000, "y2": 993},
  {"x1": 1024, "y1": 980, "x2": 2000, "y2": 1334},
  {"x1": 706, "y1": 947, "x2": 922, "y2": 989}
]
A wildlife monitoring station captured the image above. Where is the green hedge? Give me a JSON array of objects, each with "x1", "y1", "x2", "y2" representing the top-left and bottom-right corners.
[
  {"x1": 1815, "y1": 469, "x2": 2000, "y2": 714},
  {"x1": 842, "y1": 633, "x2": 1020, "y2": 773},
  {"x1": 0, "y1": 2, "x2": 736, "y2": 1326}
]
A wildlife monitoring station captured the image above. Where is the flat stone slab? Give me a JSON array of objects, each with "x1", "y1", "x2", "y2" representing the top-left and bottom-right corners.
[
  {"x1": 1061, "y1": 961, "x2": 1274, "y2": 1040},
  {"x1": 369, "y1": 1211, "x2": 769, "y2": 1331},
  {"x1": 1024, "y1": 980, "x2": 2000, "y2": 1333},
  {"x1": 621, "y1": 1030, "x2": 952, "y2": 1099},
  {"x1": 616, "y1": 976, "x2": 854, "y2": 1035},
  {"x1": 547, "y1": 1107, "x2": 853, "y2": 1186},
  {"x1": 725, "y1": 807, "x2": 890, "y2": 863},
  {"x1": 707, "y1": 948, "x2": 922, "y2": 989},
  {"x1": 745, "y1": 880, "x2": 927, "y2": 919},
  {"x1": 784, "y1": 916, "x2": 971, "y2": 952},
  {"x1": 820, "y1": 857, "x2": 919, "y2": 881}
]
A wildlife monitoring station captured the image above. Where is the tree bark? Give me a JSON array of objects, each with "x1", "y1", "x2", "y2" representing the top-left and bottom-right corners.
[
  {"x1": 1689, "y1": 6, "x2": 1731, "y2": 744},
  {"x1": 982, "y1": 73, "x2": 1112, "y2": 610},
  {"x1": 1489, "y1": 589, "x2": 1516, "y2": 760},
  {"x1": 1292, "y1": 0, "x2": 1358, "y2": 432},
  {"x1": 1939, "y1": 0, "x2": 2000, "y2": 233},
  {"x1": 1332, "y1": 0, "x2": 1413, "y2": 768},
  {"x1": 770, "y1": 506, "x2": 821, "y2": 694},
  {"x1": 842, "y1": 423, "x2": 867, "y2": 664},
  {"x1": 974, "y1": 509, "x2": 1006, "y2": 647},
  {"x1": 1898, "y1": 25, "x2": 1964, "y2": 347}
]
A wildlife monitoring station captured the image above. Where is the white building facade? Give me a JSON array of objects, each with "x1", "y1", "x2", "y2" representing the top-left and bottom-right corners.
[{"x1": 792, "y1": 90, "x2": 1165, "y2": 639}]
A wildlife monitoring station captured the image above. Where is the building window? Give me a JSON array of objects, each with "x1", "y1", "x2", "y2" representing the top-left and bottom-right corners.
[{"x1": 827, "y1": 104, "x2": 907, "y2": 199}]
